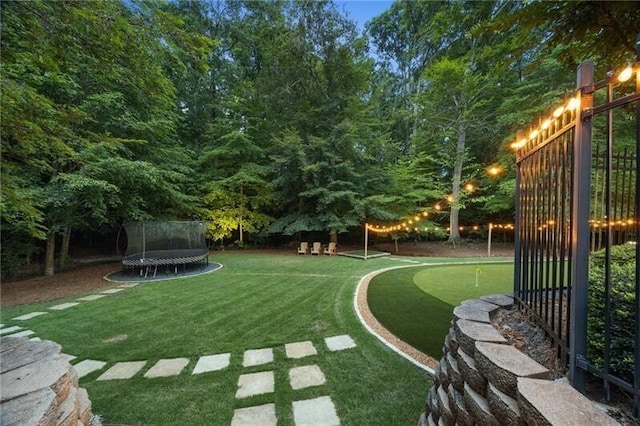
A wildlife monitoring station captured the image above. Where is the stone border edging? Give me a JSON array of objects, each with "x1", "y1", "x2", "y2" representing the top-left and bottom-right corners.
[{"x1": 354, "y1": 264, "x2": 438, "y2": 374}]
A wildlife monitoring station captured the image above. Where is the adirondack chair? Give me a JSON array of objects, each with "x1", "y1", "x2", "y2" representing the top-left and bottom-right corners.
[
  {"x1": 310, "y1": 242, "x2": 322, "y2": 255},
  {"x1": 297, "y1": 242, "x2": 309, "y2": 255},
  {"x1": 324, "y1": 242, "x2": 337, "y2": 255}
]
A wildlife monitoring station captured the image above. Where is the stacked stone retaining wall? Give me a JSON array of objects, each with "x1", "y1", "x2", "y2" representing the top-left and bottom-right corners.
[
  {"x1": 1, "y1": 336, "x2": 100, "y2": 425},
  {"x1": 419, "y1": 294, "x2": 620, "y2": 426}
]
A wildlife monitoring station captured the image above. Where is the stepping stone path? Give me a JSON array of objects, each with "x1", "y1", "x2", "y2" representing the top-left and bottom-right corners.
[
  {"x1": 231, "y1": 403, "x2": 277, "y2": 426},
  {"x1": 285, "y1": 341, "x2": 317, "y2": 359},
  {"x1": 97, "y1": 361, "x2": 146, "y2": 381},
  {"x1": 144, "y1": 358, "x2": 189, "y2": 378},
  {"x1": 101, "y1": 288, "x2": 125, "y2": 294},
  {"x1": 73, "y1": 360, "x2": 107, "y2": 379},
  {"x1": 289, "y1": 365, "x2": 326, "y2": 390},
  {"x1": 10, "y1": 330, "x2": 35, "y2": 338},
  {"x1": 236, "y1": 371, "x2": 275, "y2": 399},
  {"x1": 2, "y1": 278, "x2": 357, "y2": 426},
  {"x1": 243, "y1": 348, "x2": 273, "y2": 367},
  {"x1": 293, "y1": 396, "x2": 340, "y2": 426},
  {"x1": 193, "y1": 353, "x2": 231, "y2": 374},
  {"x1": 325, "y1": 335, "x2": 356, "y2": 352},
  {"x1": 76, "y1": 295, "x2": 106, "y2": 301},
  {"x1": 12, "y1": 312, "x2": 48, "y2": 321},
  {"x1": 48, "y1": 302, "x2": 79, "y2": 311},
  {"x1": 0, "y1": 326, "x2": 23, "y2": 335}
]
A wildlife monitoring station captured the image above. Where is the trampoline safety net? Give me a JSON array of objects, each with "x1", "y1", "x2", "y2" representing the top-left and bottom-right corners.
[{"x1": 122, "y1": 221, "x2": 209, "y2": 272}]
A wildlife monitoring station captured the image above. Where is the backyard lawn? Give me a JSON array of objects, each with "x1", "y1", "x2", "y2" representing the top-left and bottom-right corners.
[
  {"x1": 1, "y1": 253, "x2": 420, "y2": 425},
  {"x1": 1, "y1": 253, "x2": 513, "y2": 425}
]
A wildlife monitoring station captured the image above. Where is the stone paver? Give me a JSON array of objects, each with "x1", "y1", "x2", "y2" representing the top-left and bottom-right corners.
[
  {"x1": 101, "y1": 288, "x2": 125, "y2": 294},
  {"x1": 192, "y1": 353, "x2": 231, "y2": 374},
  {"x1": 96, "y1": 361, "x2": 146, "y2": 381},
  {"x1": 324, "y1": 335, "x2": 356, "y2": 352},
  {"x1": 77, "y1": 295, "x2": 107, "y2": 301},
  {"x1": 29, "y1": 337, "x2": 42, "y2": 342},
  {"x1": 243, "y1": 348, "x2": 274, "y2": 367},
  {"x1": 73, "y1": 360, "x2": 107, "y2": 379},
  {"x1": 285, "y1": 341, "x2": 317, "y2": 359},
  {"x1": 9, "y1": 330, "x2": 35, "y2": 338},
  {"x1": 0, "y1": 326, "x2": 23, "y2": 335},
  {"x1": 292, "y1": 396, "x2": 340, "y2": 426},
  {"x1": 63, "y1": 354, "x2": 77, "y2": 363},
  {"x1": 231, "y1": 403, "x2": 277, "y2": 426},
  {"x1": 144, "y1": 358, "x2": 190, "y2": 378},
  {"x1": 12, "y1": 312, "x2": 48, "y2": 321},
  {"x1": 236, "y1": 371, "x2": 275, "y2": 399},
  {"x1": 48, "y1": 302, "x2": 79, "y2": 311},
  {"x1": 119, "y1": 283, "x2": 139, "y2": 288},
  {"x1": 289, "y1": 364, "x2": 326, "y2": 390}
]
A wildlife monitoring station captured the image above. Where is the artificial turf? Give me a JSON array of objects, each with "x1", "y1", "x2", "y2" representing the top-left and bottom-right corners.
[{"x1": 367, "y1": 263, "x2": 514, "y2": 358}]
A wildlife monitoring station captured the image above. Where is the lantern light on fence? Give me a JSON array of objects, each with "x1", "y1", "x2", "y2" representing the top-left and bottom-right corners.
[
  {"x1": 541, "y1": 118, "x2": 552, "y2": 130},
  {"x1": 567, "y1": 97, "x2": 580, "y2": 110},
  {"x1": 618, "y1": 66, "x2": 633, "y2": 83},
  {"x1": 553, "y1": 106, "x2": 565, "y2": 118},
  {"x1": 529, "y1": 129, "x2": 539, "y2": 140}
]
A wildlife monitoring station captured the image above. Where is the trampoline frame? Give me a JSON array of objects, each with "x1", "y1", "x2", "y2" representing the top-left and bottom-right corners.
[{"x1": 122, "y1": 249, "x2": 209, "y2": 278}]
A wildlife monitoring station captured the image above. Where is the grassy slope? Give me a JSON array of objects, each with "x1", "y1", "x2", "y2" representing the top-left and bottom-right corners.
[
  {"x1": 367, "y1": 262, "x2": 514, "y2": 359},
  {"x1": 0, "y1": 253, "x2": 429, "y2": 425}
]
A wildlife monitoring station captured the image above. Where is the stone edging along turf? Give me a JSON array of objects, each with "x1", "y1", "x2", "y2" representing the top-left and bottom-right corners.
[{"x1": 353, "y1": 259, "x2": 514, "y2": 376}]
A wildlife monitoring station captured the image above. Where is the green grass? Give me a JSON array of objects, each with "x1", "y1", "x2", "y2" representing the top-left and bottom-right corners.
[
  {"x1": 1, "y1": 253, "x2": 431, "y2": 425},
  {"x1": 367, "y1": 262, "x2": 514, "y2": 359}
]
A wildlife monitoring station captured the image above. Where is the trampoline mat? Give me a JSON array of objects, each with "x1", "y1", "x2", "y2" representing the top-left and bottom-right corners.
[{"x1": 122, "y1": 249, "x2": 209, "y2": 266}]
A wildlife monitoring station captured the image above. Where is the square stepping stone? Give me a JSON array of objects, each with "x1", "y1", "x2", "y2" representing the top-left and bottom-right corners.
[
  {"x1": 192, "y1": 353, "x2": 231, "y2": 374},
  {"x1": 49, "y1": 302, "x2": 79, "y2": 311},
  {"x1": 29, "y1": 337, "x2": 42, "y2": 342},
  {"x1": 73, "y1": 360, "x2": 107, "y2": 379},
  {"x1": 293, "y1": 396, "x2": 340, "y2": 426},
  {"x1": 118, "y1": 283, "x2": 139, "y2": 288},
  {"x1": 235, "y1": 371, "x2": 275, "y2": 399},
  {"x1": 97, "y1": 361, "x2": 146, "y2": 381},
  {"x1": 10, "y1": 330, "x2": 35, "y2": 338},
  {"x1": 144, "y1": 358, "x2": 189, "y2": 378},
  {"x1": 12, "y1": 312, "x2": 48, "y2": 321},
  {"x1": 243, "y1": 348, "x2": 274, "y2": 367},
  {"x1": 289, "y1": 365, "x2": 326, "y2": 390},
  {"x1": 285, "y1": 341, "x2": 317, "y2": 359},
  {"x1": 0, "y1": 326, "x2": 22, "y2": 335},
  {"x1": 325, "y1": 335, "x2": 356, "y2": 352},
  {"x1": 231, "y1": 403, "x2": 277, "y2": 426},
  {"x1": 77, "y1": 295, "x2": 107, "y2": 301},
  {"x1": 63, "y1": 354, "x2": 77, "y2": 363},
  {"x1": 101, "y1": 288, "x2": 125, "y2": 294}
]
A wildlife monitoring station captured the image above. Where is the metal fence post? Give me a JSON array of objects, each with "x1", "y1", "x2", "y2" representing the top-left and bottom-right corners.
[{"x1": 569, "y1": 61, "x2": 594, "y2": 392}]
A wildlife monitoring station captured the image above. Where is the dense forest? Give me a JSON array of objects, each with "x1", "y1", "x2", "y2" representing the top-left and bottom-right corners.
[{"x1": 2, "y1": 0, "x2": 638, "y2": 277}]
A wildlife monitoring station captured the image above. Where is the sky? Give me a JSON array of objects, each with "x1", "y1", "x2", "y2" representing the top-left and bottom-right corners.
[{"x1": 335, "y1": 0, "x2": 393, "y2": 31}]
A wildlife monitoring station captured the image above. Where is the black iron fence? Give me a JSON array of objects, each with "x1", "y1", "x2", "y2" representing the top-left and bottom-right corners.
[{"x1": 514, "y1": 58, "x2": 640, "y2": 419}]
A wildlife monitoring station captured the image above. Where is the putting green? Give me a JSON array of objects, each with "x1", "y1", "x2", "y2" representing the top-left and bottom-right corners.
[
  {"x1": 367, "y1": 262, "x2": 513, "y2": 358},
  {"x1": 413, "y1": 263, "x2": 514, "y2": 305}
]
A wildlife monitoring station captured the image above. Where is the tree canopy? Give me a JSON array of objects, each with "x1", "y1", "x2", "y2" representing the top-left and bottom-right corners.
[{"x1": 2, "y1": 0, "x2": 637, "y2": 276}]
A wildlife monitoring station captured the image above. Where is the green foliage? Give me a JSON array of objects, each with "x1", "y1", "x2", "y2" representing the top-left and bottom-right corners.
[{"x1": 587, "y1": 244, "x2": 637, "y2": 382}]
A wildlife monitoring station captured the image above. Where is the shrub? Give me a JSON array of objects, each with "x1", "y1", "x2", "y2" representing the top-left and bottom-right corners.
[{"x1": 587, "y1": 243, "x2": 637, "y2": 383}]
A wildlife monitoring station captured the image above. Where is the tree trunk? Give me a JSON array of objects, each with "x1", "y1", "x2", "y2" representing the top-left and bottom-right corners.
[
  {"x1": 60, "y1": 227, "x2": 71, "y2": 267},
  {"x1": 448, "y1": 124, "x2": 466, "y2": 244},
  {"x1": 329, "y1": 228, "x2": 338, "y2": 244},
  {"x1": 44, "y1": 230, "x2": 56, "y2": 276},
  {"x1": 239, "y1": 185, "x2": 244, "y2": 246}
]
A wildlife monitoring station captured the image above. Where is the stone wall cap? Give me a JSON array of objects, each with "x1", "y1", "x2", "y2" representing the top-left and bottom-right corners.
[
  {"x1": 453, "y1": 304, "x2": 491, "y2": 323},
  {"x1": 475, "y1": 341, "x2": 550, "y2": 378},
  {"x1": 517, "y1": 377, "x2": 621, "y2": 426}
]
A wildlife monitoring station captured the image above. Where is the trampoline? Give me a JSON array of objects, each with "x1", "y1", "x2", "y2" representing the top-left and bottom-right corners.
[{"x1": 120, "y1": 221, "x2": 209, "y2": 278}]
